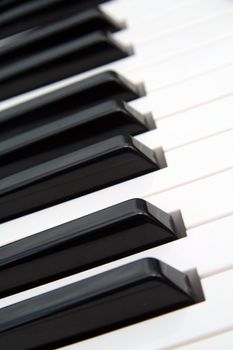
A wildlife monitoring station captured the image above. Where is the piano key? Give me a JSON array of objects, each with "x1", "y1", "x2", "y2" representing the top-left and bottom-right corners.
[
  {"x1": 0, "y1": 199, "x2": 180, "y2": 298},
  {"x1": 0, "y1": 258, "x2": 198, "y2": 349},
  {"x1": 25, "y1": 3, "x2": 229, "y2": 82},
  {"x1": 0, "y1": 100, "x2": 154, "y2": 177},
  {"x1": 59, "y1": 268, "x2": 233, "y2": 350},
  {"x1": 0, "y1": 8, "x2": 123, "y2": 60},
  {"x1": 61, "y1": 14, "x2": 233, "y2": 88},
  {"x1": 145, "y1": 95, "x2": 233, "y2": 151},
  {"x1": 0, "y1": 68, "x2": 233, "y2": 159},
  {"x1": 0, "y1": 0, "x2": 111, "y2": 40},
  {"x1": 125, "y1": 36, "x2": 233, "y2": 92},
  {"x1": 79, "y1": 32, "x2": 233, "y2": 92},
  {"x1": 1, "y1": 213, "x2": 231, "y2": 308},
  {"x1": 0, "y1": 135, "x2": 160, "y2": 223},
  {"x1": 5, "y1": 162, "x2": 232, "y2": 245},
  {"x1": 1, "y1": 210, "x2": 231, "y2": 310},
  {"x1": 45, "y1": 34, "x2": 233, "y2": 94},
  {"x1": 5, "y1": 29, "x2": 232, "y2": 111},
  {"x1": 117, "y1": 10, "x2": 233, "y2": 50},
  {"x1": 130, "y1": 63, "x2": 233, "y2": 120},
  {"x1": 0, "y1": 71, "x2": 143, "y2": 124},
  {"x1": 135, "y1": 101, "x2": 233, "y2": 152},
  {"x1": 0, "y1": 0, "x2": 232, "y2": 107},
  {"x1": 173, "y1": 330, "x2": 233, "y2": 350},
  {"x1": 0, "y1": 31, "x2": 131, "y2": 102},
  {"x1": 1, "y1": 133, "x2": 232, "y2": 244},
  {"x1": 0, "y1": 0, "x2": 32, "y2": 12},
  {"x1": 109, "y1": 0, "x2": 233, "y2": 38},
  {"x1": 102, "y1": 0, "x2": 187, "y2": 25},
  {"x1": 146, "y1": 169, "x2": 233, "y2": 229},
  {"x1": 0, "y1": 1, "x2": 229, "y2": 348},
  {"x1": 140, "y1": 127, "x2": 233, "y2": 189}
]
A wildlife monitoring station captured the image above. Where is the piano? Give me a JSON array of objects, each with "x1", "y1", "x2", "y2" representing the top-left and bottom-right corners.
[{"x1": 0, "y1": 0, "x2": 232, "y2": 348}]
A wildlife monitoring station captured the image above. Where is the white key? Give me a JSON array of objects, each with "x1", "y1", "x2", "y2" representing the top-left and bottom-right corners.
[
  {"x1": 109, "y1": 0, "x2": 233, "y2": 38},
  {"x1": 127, "y1": 36, "x2": 233, "y2": 91},
  {"x1": 154, "y1": 95, "x2": 233, "y2": 150},
  {"x1": 2, "y1": 11, "x2": 233, "y2": 110},
  {"x1": 59, "y1": 270, "x2": 233, "y2": 349},
  {"x1": 146, "y1": 169, "x2": 233, "y2": 229},
  {"x1": 0, "y1": 149, "x2": 232, "y2": 243},
  {"x1": 3, "y1": 32, "x2": 233, "y2": 112},
  {"x1": 137, "y1": 97, "x2": 233, "y2": 151},
  {"x1": 2, "y1": 3, "x2": 233, "y2": 110},
  {"x1": 102, "y1": 0, "x2": 187, "y2": 25},
  {"x1": 173, "y1": 330, "x2": 233, "y2": 350},
  {"x1": 79, "y1": 35, "x2": 233, "y2": 92},
  {"x1": 117, "y1": 10, "x2": 233, "y2": 49},
  {"x1": 130, "y1": 63, "x2": 233, "y2": 119}
]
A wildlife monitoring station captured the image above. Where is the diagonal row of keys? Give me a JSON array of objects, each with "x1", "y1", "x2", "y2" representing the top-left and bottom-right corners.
[
  {"x1": 0, "y1": 2, "x2": 203, "y2": 350},
  {"x1": 0, "y1": 0, "x2": 112, "y2": 40}
]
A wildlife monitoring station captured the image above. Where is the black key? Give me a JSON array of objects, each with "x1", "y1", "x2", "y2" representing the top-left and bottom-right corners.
[
  {"x1": 0, "y1": 135, "x2": 160, "y2": 223},
  {"x1": 0, "y1": 258, "x2": 198, "y2": 349},
  {"x1": 0, "y1": 31, "x2": 131, "y2": 101},
  {"x1": 0, "y1": 71, "x2": 144, "y2": 129},
  {"x1": 0, "y1": 100, "x2": 155, "y2": 178},
  {"x1": 0, "y1": 0, "x2": 111, "y2": 39},
  {"x1": 0, "y1": 199, "x2": 180, "y2": 297},
  {"x1": 0, "y1": 0, "x2": 31, "y2": 12},
  {"x1": 0, "y1": 8, "x2": 123, "y2": 60}
]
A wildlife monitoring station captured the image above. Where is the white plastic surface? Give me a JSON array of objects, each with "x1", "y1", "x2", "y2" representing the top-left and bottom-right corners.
[
  {"x1": 173, "y1": 330, "x2": 233, "y2": 350},
  {"x1": 117, "y1": 10, "x2": 233, "y2": 50},
  {"x1": 106, "y1": 0, "x2": 233, "y2": 37},
  {"x1": 130, "y1": 63, "x2": 233, "y2": 120},
  {"x1": 102, "y1": 0, "x2": 188, "y2": 24}
]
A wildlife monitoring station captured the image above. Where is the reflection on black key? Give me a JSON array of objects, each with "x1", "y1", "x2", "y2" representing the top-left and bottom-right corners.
[
  {"x1": 0, "y1": 71, "x2": 143, "y2": 129},
  {"x1": 0, "y1": 8, "x2": 123, "y2": 60},
  {"x1": 0, "y1": 135, "x2": 160, "y2": 223},
  {"x1": 0, "y1": 0, "x2": 111, "y2": 39},
  {"x1": 0, "y1": 31, "x2": 131, "y2": 101},
  {"x1": 0, "y1": 0, "x2": 31, "y2": 12},
  {"x1": 0, "y1": 100, "x2": 155, "y2": 178},
  {"x1": 0, "y1": 199, "x2": 179, "y2": 297},
  {"x1": 0, "y1": 258, "x2": 198, "y2": 349}
]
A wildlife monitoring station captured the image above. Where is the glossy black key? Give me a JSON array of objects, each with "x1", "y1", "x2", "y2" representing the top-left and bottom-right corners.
[
  {"x1": 0, "y1": 0, "x2": 32, "y2": 12},
  {"x1": 0, "y1": 199, "x2": 180, "y2": 297},
  {"x1": 0, "y1": 0, "x2": 111, "y2": 39},
  {"x1": 0, "y1": 258, "x2": 198, "y2": 349},
  {"x1": 0, "y1": 31, "x2": 131, "y2": 101},
  {"x1": 0, "y1": 8, "x2": 123, "y2": 61},
  {"x1": 0, "y1": 135, "x2": 160, "y2": 223},
  {"x1": 0, "y1": 100, "x2": 155, "y2": 178},
  {"x1": 0, "y1": 71, "x2": 143, "y2": 129}
]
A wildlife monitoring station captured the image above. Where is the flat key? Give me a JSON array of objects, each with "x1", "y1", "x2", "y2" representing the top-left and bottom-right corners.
[
  {"x1": 0, "y1": 0, "x2": 111, "y2": 39},
  {"x1": 0, "y1": 8, "x2": 123, "y2": 57},
  {"x1": 0, "y1": 135, "x2": 160, "y2": 223},
  {"x1": 0, "y1": 71, "x2": 143, "y2": 127},
  {"x1": 0, "y1": 258, "x2": 199, "y2": 349},
  {"x1": 0, "y1": 100, "x2": 154, "y2": 178},
  {"x1": 0, "y1": 31, "x2": 131, "y2": 101},
  {"x1": 0, "y1": 199, "x2": 179, "y2": 297},
  {"x1": 0, "y1": 0, "x2": 31, "y2": 12}
]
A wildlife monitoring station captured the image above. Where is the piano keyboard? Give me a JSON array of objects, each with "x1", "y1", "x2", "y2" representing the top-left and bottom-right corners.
[{"x1": 0, "y1": 0, "x2": 232, "y2": 349}]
